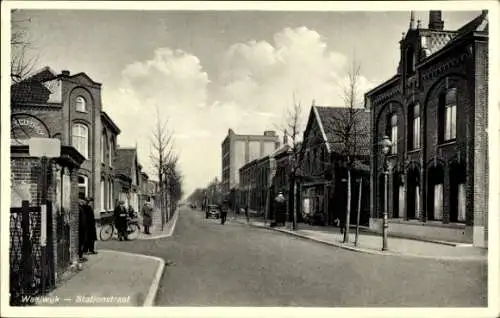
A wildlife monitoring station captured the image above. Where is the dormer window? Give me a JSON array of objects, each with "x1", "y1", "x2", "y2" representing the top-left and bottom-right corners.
[{"x1": 76, "y1": 96, "x2": 87, "y2": 112}]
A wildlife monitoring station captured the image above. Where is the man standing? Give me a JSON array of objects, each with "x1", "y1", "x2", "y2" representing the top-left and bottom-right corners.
[
  {"x1": 83, "y1": 198, "x2": 97, "y2": 254},
  {"x1": 114, "y1": 200, "x2": 128, "y2": 241},
  {"x1": 78, "y1": 198, "x2": 87, "y2": 261},
  {"x1": 274, "y1": 192, "x2": 286, "y2": 227},
  {"x1": 141, "y1": 201, "x2": 153, "y2": 234}
]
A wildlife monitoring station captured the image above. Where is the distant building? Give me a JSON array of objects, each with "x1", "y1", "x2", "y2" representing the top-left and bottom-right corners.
[
  {"x1": 114, "y1": 147, "x2": 141, "y2": 213},
  {"x1": 221, "y1": 129, "x2": 280, "y2": 208},
  {"x1": 365, "y1": 11, "x2": 489, "y2": 247}
]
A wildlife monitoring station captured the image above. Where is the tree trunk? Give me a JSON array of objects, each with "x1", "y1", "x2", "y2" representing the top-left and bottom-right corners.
[
  {"x1": 343, "y1": 168, "x2": 352, "y2": 243},
  {"x1": 293, "y1": 178, "x2": 297, "y2": 230}
]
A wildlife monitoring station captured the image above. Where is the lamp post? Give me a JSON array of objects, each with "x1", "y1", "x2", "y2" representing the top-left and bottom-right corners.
[{"x1": 380, "y1": 135, "x2": 392, "y2": 251}]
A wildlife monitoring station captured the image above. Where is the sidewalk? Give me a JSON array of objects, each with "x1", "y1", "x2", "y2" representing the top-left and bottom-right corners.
[
  {"x1": 42, "y1": 250, "x2": 165, "y2": 306},
  {"x1": 136, "y1": 209, "x2": 179, "y2": 240},
  {"x1": 96, "y1": 209, "x2": 179, "y2": 241},
  {"x1": 233, "y1": 216, "x2": 487, "y2": 262}
]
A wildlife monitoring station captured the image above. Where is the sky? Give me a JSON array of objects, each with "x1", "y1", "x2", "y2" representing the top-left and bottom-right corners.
[{"x1": 13, "y1": 7, "x2": 482, "y2": 197}]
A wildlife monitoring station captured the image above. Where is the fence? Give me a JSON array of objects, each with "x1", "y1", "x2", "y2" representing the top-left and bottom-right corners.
[{"x1": 10, "y1": 200, "x2": 55, "y2": 306}]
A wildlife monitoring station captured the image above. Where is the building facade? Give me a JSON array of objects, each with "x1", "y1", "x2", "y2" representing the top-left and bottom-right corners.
[
  {"x1": 114, "y1": 148, "x2": 142, "y2": 213},
  {"x1": 99, "y1": 112, "x2": 120, "y2": 214},
  {"x1": 365, "y1": 11, "x2": 489, "y2": 247},
  {"x1": 221, "y1": 129, "x2": 280, "y2": 196},
  {"x1": 299, "y1": 106, "x2": 371, "y2": 226},
  {"x1": 11, "y1": 66, "x2": 122, "y2": 219}
]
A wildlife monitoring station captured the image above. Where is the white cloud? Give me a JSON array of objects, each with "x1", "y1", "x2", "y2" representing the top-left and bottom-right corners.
[{"x1": 103, "y1": 27, "x2": 377, "y2": 197}]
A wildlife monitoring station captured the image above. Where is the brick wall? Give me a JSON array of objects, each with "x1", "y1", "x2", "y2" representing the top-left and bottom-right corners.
[{"x1": 473, "y1": 40, "x2": 488, "y2": 246}]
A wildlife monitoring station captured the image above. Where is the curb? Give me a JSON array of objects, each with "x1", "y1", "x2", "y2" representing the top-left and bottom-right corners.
[
  {"x1": 100, "y1": 249, "x2": 165, "y2": 306},
  {"x1": 138, "y1": 209, "x2": 180, "y2": 241},
  {"x1": 236, "y1": 220, "x2": 487, "y2": 262}
]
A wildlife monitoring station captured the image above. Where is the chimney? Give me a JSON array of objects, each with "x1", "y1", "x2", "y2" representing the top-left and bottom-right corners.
[
  {"x1": 61, "y1": 70, "x2": 70, "y2": 76},
  {"x1": 283, "y1": 130, "x2": 288, "y2": 145},
  {"x1": 428, "y1": 11, "x2": 444, "y2": 30}
]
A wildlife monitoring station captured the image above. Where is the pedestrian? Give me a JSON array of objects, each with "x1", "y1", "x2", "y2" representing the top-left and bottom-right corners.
[
  {"x1": 113, "y1": 200, "x2": 129, "y2": 241},
  {"x1": 83, "y1": 198, "x2": 97, "y2": 254},
  {"x1": 78, "y1": 198, "x2": 87, "y2": 262},
  {"x1": 274, "y1": 192, "x2": 286, "y2": 226},
  {"x1": 244, "y1": 205, "x2": 250, "y2": 223},
  {"x1": 141, "y1": 201, "x2": 153, "y2": 234},
  {"x1": 219, "y1": 199, "x2": 229, "y2": 225}
]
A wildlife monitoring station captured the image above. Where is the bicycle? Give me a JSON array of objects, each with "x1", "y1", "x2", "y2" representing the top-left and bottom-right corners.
[{"x1": 99, "y1": 217, "x2": 140, "y2": 241}]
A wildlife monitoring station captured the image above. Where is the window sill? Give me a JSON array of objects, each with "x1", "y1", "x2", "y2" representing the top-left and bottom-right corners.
[
  {"x1": 438, "y1": 140, "x2": 456, "y2": 147},
  {"x1": 76, "y1": 110, "x2": 88, "y2": 114},
  {"x1": 407, "y1": 148, "x2": 421, "y2": 154},
  {"x1": 389, "y1": 218, "x2": 467, "y2": 229}
]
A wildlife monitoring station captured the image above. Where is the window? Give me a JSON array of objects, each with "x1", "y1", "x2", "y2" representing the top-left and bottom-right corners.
[
  {"x1": 412, "y1": 104, "x2": 421, "y2": 149},
  {"x1": 109, "y1": 138, "x2": 114, "y2": 166},
  {"x1": 389, "y1": 113, "x2": 398, "y2": 154},
  {"x1": 72, "y1": 124, "x2": 88, "y2": 158},
  {"x1": 76, "y1": 96, "x2": 87, "y2": 112},
  {"x1": 100, "y1": 179, "x2": 105, "y2": 212},
  {"x1": 100, "y1": 133, "x2": 105, "y2": 163},
  {"x1": 78, "y1": 175, "x2": 88, "y2": 199},
  {"x1": 108, "y1": 180, "x2": 114, "y2": 210},
  {"x1": 444, "y1": 88, "x2": 457, "y2": 141}
]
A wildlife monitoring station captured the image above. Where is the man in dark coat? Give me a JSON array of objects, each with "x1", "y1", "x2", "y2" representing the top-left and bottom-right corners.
[
  {"x1": 274, "y1": 192, "x2": 287, "y2": 227},
  {"x1": 219, "y1": 199, "x2": 229, "y2": 225},
  {"x1": 83, "y1": 198, "x2": 97, "y2": 254},
  {"x1": 114, "y1": 200, "x2": 129, "y2": 241},
  {"x1": 141, "y1": 201, "x2": 153, "y2": 234},
  {"x1": 78, "y1": 199, "x2": 87, "y2": 261}
]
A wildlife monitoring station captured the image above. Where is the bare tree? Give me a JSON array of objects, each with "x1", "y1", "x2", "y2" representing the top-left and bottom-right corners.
[
  {"x1": 11, "y1": 10, "x2": 37, "y2": 83},
  {"x1": 150, "y1": 106, "x2": 175, "y2": 229},
  {"x1": 275, "y1": 93, "x2": 306, "y2": 230},
  {"x1": 324, "y1": 58, "x2": 370, "y2": 243},
  {"x1": 164, "y1": 153, "x2": 184, "y2": 219}
]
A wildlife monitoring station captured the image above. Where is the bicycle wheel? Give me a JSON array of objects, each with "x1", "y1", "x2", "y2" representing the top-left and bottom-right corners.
[
  {"x1": 126, "y1": 223, "x2": 140, "y2": 240},
  {"x1": 100, "y1": 224, "x2": 114, "y2": 241}
]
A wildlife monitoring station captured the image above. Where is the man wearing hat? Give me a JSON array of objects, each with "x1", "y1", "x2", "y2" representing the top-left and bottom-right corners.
[
  {"x1": 83, "y1": 197, "x2": 97, "y2": 254},
  {"x1": 113, "y1": 200, "x2": 129, "y2": 241}
]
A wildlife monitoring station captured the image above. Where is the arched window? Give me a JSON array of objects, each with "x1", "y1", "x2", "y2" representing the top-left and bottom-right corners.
[
  {"x1": 406, "y1": 47, "x2": 415, "y2": 74},
  {"x1": 443, "y1": 88, "x2": 457, "y2": 141},
  {"x1": 72, "y1": 123, "x2": 88, "y2": 158},
  {"x1": 75, "y1": 96, "x2": 87, "y2": 112}
]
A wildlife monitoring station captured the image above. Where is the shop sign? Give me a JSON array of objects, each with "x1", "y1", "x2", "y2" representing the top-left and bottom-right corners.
[{"x1": 11, "y1": 114, "x2": 50, "y2": 140}]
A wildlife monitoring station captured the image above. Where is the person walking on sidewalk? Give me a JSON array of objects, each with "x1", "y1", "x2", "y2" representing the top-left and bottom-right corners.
[
  {"x1": 141, "y1": 201, "x2": 153, "y2": 234},
  {"x1": 83, "y1": 197, "x2": 97, "y2": 254},
  {"x1": 114, "y1": 200, "x2": 129, "y2": 241}
]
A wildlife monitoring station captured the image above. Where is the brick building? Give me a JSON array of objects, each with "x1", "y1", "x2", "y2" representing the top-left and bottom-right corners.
[
  {"x1": 299, "y1": 106, "x2": 371, "y2": 226},
  {"x1": 99, "y1": 111, "x2": 121, "y2": 214},
  {"x1": 365, "y1": 11, "x2": 489, "y2": 247},
  {"x1": 114, "y1": 147, "x2": 142, "y2": 213},
  {"x1": 11, "y1": 66, "x2": 122, "y2": 219},
  {"x1": 221, "y1": 129, "x2": 280, "y2": 208}
]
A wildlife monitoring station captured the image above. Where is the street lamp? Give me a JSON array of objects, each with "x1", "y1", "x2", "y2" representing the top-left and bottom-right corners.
[{"x1": 380, "y1": 135, "x2": 392, "y2": 251}]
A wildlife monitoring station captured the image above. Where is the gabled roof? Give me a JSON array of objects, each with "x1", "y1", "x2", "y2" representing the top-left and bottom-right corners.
[
  {"x1": 312, "y1": 106, "x2": 371, "y2": 157},
  {"x1": 101, "y1": 111, "x2": 121, "y2": 135},
  {"x1": 114, "y1": 148, "x2": 137, "y2": 179}
]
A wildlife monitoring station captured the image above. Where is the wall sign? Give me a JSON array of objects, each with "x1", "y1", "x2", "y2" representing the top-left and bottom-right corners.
[{"x1": 11, "y1": 114, "x2": 50, "y2": 140}]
